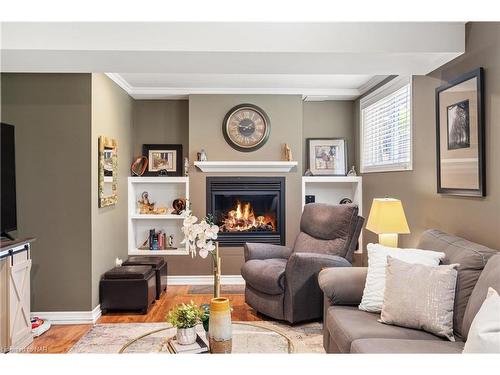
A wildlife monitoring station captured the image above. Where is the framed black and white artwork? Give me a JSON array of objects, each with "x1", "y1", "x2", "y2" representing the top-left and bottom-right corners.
[{"x1": 435, "y1": 68, "x2": 485, "y2": 196}]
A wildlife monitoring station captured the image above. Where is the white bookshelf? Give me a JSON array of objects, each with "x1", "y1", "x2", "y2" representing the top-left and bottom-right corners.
[
  {"x1": 301, "y1": 176, "x2": 363, "y2": 252},
  {"x1": 128, "y1": 177, "x2": 189, "y2": 256}
]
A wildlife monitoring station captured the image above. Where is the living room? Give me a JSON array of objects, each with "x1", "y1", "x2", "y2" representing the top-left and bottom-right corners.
[{"x1": 1, "y1": 1, "x2": 499, "y2": 373}]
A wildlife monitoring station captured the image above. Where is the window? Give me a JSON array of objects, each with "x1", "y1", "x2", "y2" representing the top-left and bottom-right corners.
[{"x1": 360, "y1": 76, "x2": 412, "y2": 173}]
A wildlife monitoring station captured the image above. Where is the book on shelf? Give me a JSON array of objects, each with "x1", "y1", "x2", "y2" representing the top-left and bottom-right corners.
[{"x1": 167, "y1": 334, "x2": 208, "y2": 354}]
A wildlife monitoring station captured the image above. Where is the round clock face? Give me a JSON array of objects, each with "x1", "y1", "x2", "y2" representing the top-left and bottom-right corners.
[{"x1": 222, "y1": 104, "x2": 270, "y2": 152}]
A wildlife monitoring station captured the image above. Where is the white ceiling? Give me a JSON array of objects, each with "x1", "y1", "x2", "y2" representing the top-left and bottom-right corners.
[{"x1": 1, "y1": 22, "x2": 465, "y2": 100}]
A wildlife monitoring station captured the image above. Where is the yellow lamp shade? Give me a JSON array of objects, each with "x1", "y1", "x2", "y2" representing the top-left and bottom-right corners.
[{"x1": 366, "y1": 198, "x2": 410, "y2": 235}]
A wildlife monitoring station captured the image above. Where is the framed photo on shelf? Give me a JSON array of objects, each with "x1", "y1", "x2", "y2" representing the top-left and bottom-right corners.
[
  {"x1": 435, "y1": 68, "x2": 485, "y2": 196},
  {"x1": 142, "y1": 144, "x2": 183, "y2": 176},
  {"x1": 306, "y1": 138, "x2": 347, "y2": 176}
]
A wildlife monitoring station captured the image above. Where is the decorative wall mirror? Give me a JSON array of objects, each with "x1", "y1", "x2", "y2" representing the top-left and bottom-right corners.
[{"x1": 98, "y1": 136, "x2": 118, "y2": 207}]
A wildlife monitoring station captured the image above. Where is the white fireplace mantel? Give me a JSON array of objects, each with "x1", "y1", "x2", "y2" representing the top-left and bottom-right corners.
[{"x1": 194, "y1": 161, "x2": 298, "y2": 173}]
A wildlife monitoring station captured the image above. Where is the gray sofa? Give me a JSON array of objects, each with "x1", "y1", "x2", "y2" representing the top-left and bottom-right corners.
[
  {"x1": 319, "y1": 229, "x2": 499, "y2": 353},
  {"x1": 242, "y1": 203, "x2": 364, "y2": 324}
]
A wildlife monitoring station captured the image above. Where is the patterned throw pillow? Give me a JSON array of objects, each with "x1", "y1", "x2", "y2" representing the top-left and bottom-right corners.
[{"x1": 380, "y1": 256, "x2": 459, "y2": 341}]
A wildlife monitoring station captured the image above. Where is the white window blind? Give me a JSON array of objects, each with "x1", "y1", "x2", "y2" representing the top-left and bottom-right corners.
[{"x1": 360, "y1": 77, "x2": 412, "y2": 173}]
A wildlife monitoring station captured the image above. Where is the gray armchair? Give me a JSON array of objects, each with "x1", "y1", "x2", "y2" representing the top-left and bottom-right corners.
[{"x1": 241, "y1": 203, "x2": 364, "y2": 324}]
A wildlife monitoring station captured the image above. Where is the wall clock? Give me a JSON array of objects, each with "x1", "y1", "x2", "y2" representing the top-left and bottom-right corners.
[{"x1": 222, "y1": 104, "x2": 271, "y2": 152}]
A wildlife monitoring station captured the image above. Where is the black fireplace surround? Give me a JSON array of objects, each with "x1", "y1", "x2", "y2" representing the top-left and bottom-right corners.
[{"x1": 206, "y1": 177, "x2": 285, "y2": 247}]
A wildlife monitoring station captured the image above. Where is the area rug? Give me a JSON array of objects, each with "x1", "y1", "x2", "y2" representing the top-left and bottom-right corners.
[
  {"x1": 188, "y1": 285, "x2": 245, "y2": 295},
  {"x1": 68, "y1": 321, "x2": 324, "y2": 354}
]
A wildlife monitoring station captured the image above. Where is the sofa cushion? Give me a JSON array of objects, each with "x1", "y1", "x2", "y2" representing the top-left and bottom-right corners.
[
  {"x1": 351, "y1": 339, "x2": 464, "y2": 354},
  {"x1": 417, "y1": 229, "x2": 498, "y2": 340},
  {"x1": 462, "y1": 254, "x2": 500, "y2": 338},
  {"x1": 380, "y1": 257, "x2": 458, "y2": 341},
  {"x1": 325, "y1": 305, "x2": 441, "y2": 353},
  {"x1": 241, "y1": 258, "x2": 287, "y2": 295}
]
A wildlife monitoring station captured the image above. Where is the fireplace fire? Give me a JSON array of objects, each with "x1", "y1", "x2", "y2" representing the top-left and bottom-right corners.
[
  {"x1": 206, "y1": 177, "x2": 285, "y2": 246},
  {"x1": 221, "y1": 201, "x2": 276, "y2": 233}
]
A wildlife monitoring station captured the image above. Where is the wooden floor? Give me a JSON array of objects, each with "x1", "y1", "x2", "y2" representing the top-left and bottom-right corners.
[{"x1": 26, "y1": 285, "x2": 263, "y2": 354}]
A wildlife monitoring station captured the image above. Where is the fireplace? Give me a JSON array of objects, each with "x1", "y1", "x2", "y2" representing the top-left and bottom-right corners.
[{"x1": 206, "y1": 177, "x2": 285, "y2": 247}]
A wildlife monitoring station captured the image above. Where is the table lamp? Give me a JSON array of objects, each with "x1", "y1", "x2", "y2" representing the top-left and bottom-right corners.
[{"x1": 366, "y1": 198, "x2": 410, "y2": 247}]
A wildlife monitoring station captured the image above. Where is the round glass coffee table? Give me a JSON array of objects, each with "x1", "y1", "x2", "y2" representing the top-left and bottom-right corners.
[{"x1": 120, "y1": 322, "x2": 294, "y2": 354}]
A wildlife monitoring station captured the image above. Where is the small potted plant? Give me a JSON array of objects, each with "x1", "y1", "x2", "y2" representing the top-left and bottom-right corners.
[{"x1": 166, "y1": 301, "x2": 204, "y2": 345}]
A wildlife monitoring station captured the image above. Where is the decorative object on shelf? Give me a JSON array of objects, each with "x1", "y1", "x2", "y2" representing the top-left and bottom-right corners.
[
  {"x1": 305, "y1": 195, "x2": 315, "y2": 204},
  {"x1": 142, "y1": 144, "x2": 183, "y2": 177},
  {"x1": 208, "y1": 297, "x2": 232, "y2": 354},
  {"x1": 366, "y1": 198, "x2": 410, "y2": 247},
  {"x1": 283, "y1": 143, "x2": 293, "y2": 161},
  {"x1": 157, "y1": 169, "x2": 168, "y2": 176},
  {"x1": 137, "y1": 191, "x2": 167, "y2": 215},
  {"x1": 130, "y1": 156, "x2": 148, "y2": 176},
  {"x1": 347, "y1": 165, "x2": 357, "y2": 176},
  {"x1": 181, "y1": 211, "x2": 221, "y2": 297},
  {"x1": 166, "y1": 301, "x2": 204, "y2": 345},
  {"x1": 98, "y1": 136, "x2": 118, "y2": 207},
  {"x1": 139, "y1": 229, "x2": 174, "y2": 250},
  {"x1": 307, "y1": 138, "x2": 347, "y2": 176},
  {"x1": 184, "y1": 157, "x2": 189, "y2": 176},
  {"x1": 436, "y1": 68, "x2": 485, "y2": 196},
  {"x1": 304, "y1": 168, "x2": 313, "y2": 176},
  {"x1": 201, "y1": 149, "x2": 208, "y2": 161},
  {"x1": 339, "y1": 198, "x2": 353, "y2": 204},
  {"x1": 172, "y1": 198, "x2": 187, "y2": 215},
  {"x1": 222, "y1": 103, "x2": 271, "y2": 152},
  {"x1": 115, "y1": 257, "x2": 123, "y2": 267}
]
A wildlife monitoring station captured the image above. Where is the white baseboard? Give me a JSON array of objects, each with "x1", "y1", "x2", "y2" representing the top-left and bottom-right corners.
[
  {"x1": 167, "y1": 275, "x2": 245, "y2": 285},
  {"x1": 31, "y1": 304, "x2": 102, "y2": 325}
]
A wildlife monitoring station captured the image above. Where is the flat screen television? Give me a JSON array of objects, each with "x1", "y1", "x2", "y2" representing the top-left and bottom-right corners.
[{"x1": 1, "y1": 123, "x2": 17, "y2": 239}]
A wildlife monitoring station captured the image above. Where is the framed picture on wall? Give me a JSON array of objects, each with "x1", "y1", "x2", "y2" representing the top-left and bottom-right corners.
[
  {"x1": 306, "y1": 138, "x2": 347, "y2": 176},
  {"x1": 435, "y1": 68, "x2": 485, "y2": 196},
  {"x1": 142, "y1": 144, "x2": 183, "y2": 176}
]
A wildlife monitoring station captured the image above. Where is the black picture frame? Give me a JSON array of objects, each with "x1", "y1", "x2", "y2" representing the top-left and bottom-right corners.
[
  {"x1": 306, "y1": 138, "x2": 348, "y2": 176},
  {"x1": 435, "y1": 68, "x2": 485, "y2": 197},
  {"x1": 142, "y1": 144, "x2": 183, "y2": 177}
]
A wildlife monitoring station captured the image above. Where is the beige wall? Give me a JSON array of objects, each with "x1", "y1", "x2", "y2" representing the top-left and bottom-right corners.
[
  {"x1": 132, "y1": 100, "x2": 189, "y2": 159},
  {"x1": 357, "y1": 23, "x2": 500, "y2": 261},
  {"x1": 1, "y1": 73, "x2": 93, "y2": 310},
  {"x1": 165, "y1": 94, "x2": 303, "y2": 276},
  {"x1": 302, "y1": 101, "x2": 356, "y2": 171},
  {"x1": 91, "y1": 73, "x2": 133, "y2": 308}
]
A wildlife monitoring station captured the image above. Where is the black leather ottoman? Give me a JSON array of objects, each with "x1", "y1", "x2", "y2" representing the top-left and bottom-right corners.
[
  {"x1": 123, "y1": 256, "x2": 168, "y2": 299},
  {"x1": 100, "y1": 265, "x2": 156, "y2": 314}
]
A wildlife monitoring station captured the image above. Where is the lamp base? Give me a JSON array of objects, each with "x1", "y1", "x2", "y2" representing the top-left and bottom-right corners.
[{"x1": 378, "y1": 233, "x2": 398, "y2": 247}]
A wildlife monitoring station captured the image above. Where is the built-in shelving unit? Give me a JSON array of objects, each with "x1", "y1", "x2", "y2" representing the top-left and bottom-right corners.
[
  {"x1": 128, "y1": 177, "x2": 189, "y2": 256},
  {"x1": 302, "y1": 176, "x2": 363, "y2": 252}
]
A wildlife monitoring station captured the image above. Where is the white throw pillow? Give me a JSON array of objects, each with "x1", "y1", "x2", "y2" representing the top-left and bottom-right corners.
[
  {"x1": 463, "y1": 287, "x2": 500, "y2": 353},
  {"x1": 359, "y1": 243, "x2": 446, "y2": 312}
]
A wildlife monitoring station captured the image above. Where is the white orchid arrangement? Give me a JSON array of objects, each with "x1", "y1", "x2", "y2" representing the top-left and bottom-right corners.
[{"x1": 181, "y1": 209, "x2": 220, "y2": 259}]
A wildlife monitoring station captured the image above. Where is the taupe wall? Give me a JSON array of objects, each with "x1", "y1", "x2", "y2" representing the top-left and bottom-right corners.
[
  {"x1": 357, "y1": 23, "x2": 500, "y2": 257},
  {"x1": 91, "y1": 74, "x2": 133, "y2": 308},
  {"x1": 1, "y1": 73, "x2": 93, "y2": 311},
  {"x1": 132, "y1": 100, "x2": 189, "y2": 159},
  {"x1": 168, "y1": 94, "x2": 304, "y2": 276},
  {"x1": 302, "y1": 101, "x2": 356, "y2": 171}
]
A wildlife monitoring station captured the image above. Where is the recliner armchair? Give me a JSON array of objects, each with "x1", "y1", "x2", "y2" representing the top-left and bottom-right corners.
[{"x1": 241, "y1": 203, "x2": 364, "y2": 324}]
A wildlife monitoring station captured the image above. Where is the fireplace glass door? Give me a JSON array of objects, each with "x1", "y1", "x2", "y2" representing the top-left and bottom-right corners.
[{"x1": 207, "y1": 177, "x2": 285, "y2": 246}]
